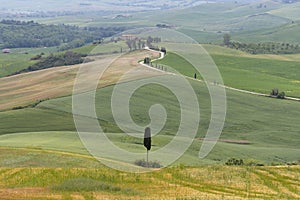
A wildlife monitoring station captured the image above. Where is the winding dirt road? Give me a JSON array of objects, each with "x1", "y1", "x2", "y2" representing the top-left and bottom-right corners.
[{"x1": 141, "y1": 48, "x2": 300, "y2": 102}]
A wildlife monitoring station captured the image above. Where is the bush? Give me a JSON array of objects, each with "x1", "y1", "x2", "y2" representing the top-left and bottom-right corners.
[
  {"x1": 271, "y1": 89, "x2": 285, "y2": 99},
  {"x1": 277, "y1": 92, "x2": 285, "y2": 99},
  {"x1": 225, "y1": 158, "x2": 244, "y2": 166},
  {"x1": 287, "y1": 161, "x2": 300, "y2": 165},
  {"x1": 134, "y1": 159, "x2": 162, "y2": 168}
]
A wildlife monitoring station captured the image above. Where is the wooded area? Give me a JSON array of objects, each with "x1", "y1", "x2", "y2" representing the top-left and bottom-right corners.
[{"x1": 0, "y1": 20, "x2": 125, "y2": 49}]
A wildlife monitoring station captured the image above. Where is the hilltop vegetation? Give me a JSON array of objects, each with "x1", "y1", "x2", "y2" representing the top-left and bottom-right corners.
[
  {"x1": 12, "y1": 51, "x2": 89, "y2": 75},
  {"x1": 227, "y1": 41, "x2": 300, "y2": 54},
  {"x1": 0, "y1": 20, "x2": 125, "y2": 49}
]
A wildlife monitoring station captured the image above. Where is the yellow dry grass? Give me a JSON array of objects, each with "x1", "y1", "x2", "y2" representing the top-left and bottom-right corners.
[
  {"x1": 0, "y1": 50, "x2": 161, "y2": 111},
  {"x1": 0, "y1": 166, "x2": 299, "y2": 199}
]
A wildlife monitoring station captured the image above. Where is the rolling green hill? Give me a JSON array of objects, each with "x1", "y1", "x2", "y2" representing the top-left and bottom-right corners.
[
  {"x1": 0, "y1": 37, "x2": 300, "y2": 199},
  {"x1": 1, "y1": 2, "x2": 300, "y2": 199},
  {"x1": 0, "y1": 49, "x2": 299, "y2": 166},
  {"x1": 155, "y1": 45, "x2": 300, "y2": 97},
  {"x1": 233, "y1": 20, "x2": 300, "y2": 43},
  {"x1": 268, "y1": 1, "x2": 300, "y2": 20},
  {"x1": 1, "y1": 74, "x2": 300, "y2": 166}
]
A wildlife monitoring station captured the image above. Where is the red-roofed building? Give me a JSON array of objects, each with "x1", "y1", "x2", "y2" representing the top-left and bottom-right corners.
[{"x1": 2, "y1": 49, "x2": 11, "y2": 53}]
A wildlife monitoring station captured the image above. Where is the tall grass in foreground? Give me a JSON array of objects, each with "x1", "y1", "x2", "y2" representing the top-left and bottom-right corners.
[{"x1": 0, "y1": 166, "x2": 299, "y2": 199}]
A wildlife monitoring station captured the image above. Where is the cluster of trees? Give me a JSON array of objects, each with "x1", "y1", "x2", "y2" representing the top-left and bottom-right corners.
[
  {"x1": 271, "y1": 89, "x2": 286, "y2": 99},
  {"x1": 146, "y1": 36, "x2": 161, "y2": 47},
  {"x1": 225, "y1": 158, "x2": 264, "y2": 166},
  {"x1": 144, "y1": 57, "x2": 151, "y2": 64},
  {"x1": 125, "y1": 36, "x2": 162, "y2": 51},
  {"x1": 256, "y1": 3, "x2": 267, "y2": 8},
  {"x1": 225, "y1": 158, "x2": 244, "y2": 166},
  {"x1": 0, "y1": 20, "x2": 125, "y2": 49},
  {"x1": 126, "y1": 39, "x2": 146, "y2": 51},
  {"x1": 13, "y1": 51, "x2": 89, "y2": 75}
]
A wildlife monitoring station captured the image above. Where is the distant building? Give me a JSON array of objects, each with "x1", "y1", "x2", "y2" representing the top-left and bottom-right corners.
[
  {"x1": 2, "y1": 49, "x2": 11, "y2": 53},
  {"x1": 120, "y1": 34, "x2": 137, "y2": 40}
]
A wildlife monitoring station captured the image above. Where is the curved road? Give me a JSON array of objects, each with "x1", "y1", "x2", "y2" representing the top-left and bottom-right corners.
[{"x1": 141, "y1": 48, "x2": 300, "y2": 102}]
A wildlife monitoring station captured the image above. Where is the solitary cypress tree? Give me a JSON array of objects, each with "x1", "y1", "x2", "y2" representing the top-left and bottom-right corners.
[{"x1": 144, "y1": 127, "x2": 151, "y2": 167}]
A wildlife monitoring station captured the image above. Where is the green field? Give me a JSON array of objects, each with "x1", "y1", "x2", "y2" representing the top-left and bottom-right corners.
[
  {"x1": 0, "y1": 24, "x2": 300, "y2": 199},
  {"x1": 1, "y1": 0, "x2": 300, "y2": 199},
  {"x1": 155, "y1": 45, "x2": 300, "y2": 98},
  {"x1": 0, "y1": 41, "x2": 130, "y2": 81},
  {"x1": 0, "y1": 47, "x2": 58, "y2": 77},
  {"x1": 269, "y1": 2, "x2": 300, "y2": 20},
  {"x1": 233, "y1": 20, "x2": 300, "y2": 43},
  {"x1": 0, "y1": 71, "x2": 299, "y2": 166},
  {"x1": 0, "y1": 52, "x2": 36, "y2": 77},
  {"x1": 0, "y1": 56, "x2": 299, "y2": 198}
]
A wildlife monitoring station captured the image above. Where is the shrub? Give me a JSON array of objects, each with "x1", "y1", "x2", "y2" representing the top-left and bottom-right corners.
[
  {"x1": 134, "y1": 159, "x2": 162, "y2": 168},
  {"x1": 225, "y1": 158, "x2": 244, "y2": 166},
  {"x1": 277, "y1": 92, "x2": 285, "y2": 99}
]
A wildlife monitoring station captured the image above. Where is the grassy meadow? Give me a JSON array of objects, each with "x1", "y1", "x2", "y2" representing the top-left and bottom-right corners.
[
  {"x1": 1, "y1": 73, "x2": 300, "y2": 166},
  {"x1": 0, "y1": 43, "x2": 300, "y2": 199},
  {"x1": 0, "y1": 52, "x2": 37, "y2": 78},
  {"x1": 0, "y1": 50, "x2": 160, "y2": 111},
  {"x1": 155, "y1": 45, "x2": 300, "y2": 97},
  {"x1": 0, "y1": 165, "x2": 299, "y2": 199}
]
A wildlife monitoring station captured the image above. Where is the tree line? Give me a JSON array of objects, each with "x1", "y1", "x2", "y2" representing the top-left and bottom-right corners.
[
  {"x1": 223, "y1": 34, "x2": 300, "y2": 54},
  {"x1": 229, "y1": 41, "x2": 300, "y2": 54},
  {"x1": 0, "y1": 20, "x2": 125, "y2": 49},
  {"x1": 12, "y1": 51, "x2": 89, "y2": 75},
  {"x1": 125, "y1": 36, "x2": 162, "y2": 51}
]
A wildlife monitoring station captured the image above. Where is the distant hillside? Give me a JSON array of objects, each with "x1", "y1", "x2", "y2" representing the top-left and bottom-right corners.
[
  {"x1": 233, "y1": 20, "x2": 300, "y2": 43},
  {"x1": 268, "y1": 1, "x2": 300, "y2": 20},
  {"x1": 0, "y1": 20, "x2": 125, "y2": 49},
  {"x1": 0, "y1": 0, "x2": 228, "y2": 15}
]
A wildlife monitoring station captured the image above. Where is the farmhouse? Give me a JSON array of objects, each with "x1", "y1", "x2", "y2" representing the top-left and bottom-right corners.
[{"x1": 2, "y1": 48, "x2": 11, "y2": 53}]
